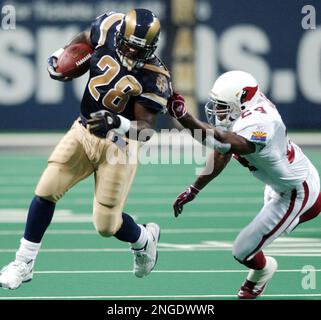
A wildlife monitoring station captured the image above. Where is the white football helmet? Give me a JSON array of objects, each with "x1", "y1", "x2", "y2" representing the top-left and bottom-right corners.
[{"x1": 205, "y1": 70, "x2": 259, "y2": 128}]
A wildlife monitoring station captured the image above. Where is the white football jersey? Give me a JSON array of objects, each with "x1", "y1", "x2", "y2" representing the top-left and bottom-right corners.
[{"x1": 231, "y1": 93, "x2": 312, "y2": 193}]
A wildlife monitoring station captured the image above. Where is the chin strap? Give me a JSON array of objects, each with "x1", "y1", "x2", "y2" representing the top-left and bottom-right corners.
[{"x1": 116, "y1": 50, "x2": 137, "y2": 71}]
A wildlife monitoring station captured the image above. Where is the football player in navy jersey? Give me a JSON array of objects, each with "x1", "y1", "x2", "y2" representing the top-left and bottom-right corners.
[{"x1": 0, "y1": 9, "x2": 170, "y2": 289}]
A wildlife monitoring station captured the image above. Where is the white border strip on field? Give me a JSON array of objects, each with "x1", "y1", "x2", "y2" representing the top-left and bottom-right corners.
[{"x1": 0, "y1": 293, "x2": 321, "y2": 300}]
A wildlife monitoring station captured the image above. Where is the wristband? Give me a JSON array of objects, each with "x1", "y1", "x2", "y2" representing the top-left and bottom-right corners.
[
  {"x1": 189, "y1": 185, "x2": 200, "y2": 194},
  {"x1": 113, "y1": 115, "x2": 131, "y2": 135}
]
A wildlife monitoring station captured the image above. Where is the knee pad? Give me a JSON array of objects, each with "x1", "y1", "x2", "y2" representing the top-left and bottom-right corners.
[
  {"x1": 35, "y1": 165, "x2": 66, "y2": 203},
  {"x1": 93, "y1": 200, "x2": 123, "y2": 237}
]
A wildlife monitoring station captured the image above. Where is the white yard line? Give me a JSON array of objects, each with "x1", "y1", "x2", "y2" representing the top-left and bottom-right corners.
[
  {"x1": 0, "y1": 227, "x2": 321, "y2": 234},
  {"x1": 0, "y1": 209, "x2": 258, "y2": 223},
  {"x1": 31, "y1": 269, "x2": 321, "y2": 274},
  {"x1": 0, "y1": 197, "x2": 263, "y2": 205},
  {"x1": 1, "y1": 235, "x2": 320, "y2": 254},
  {"x1": 0, "y1": 176, "x2": 254, "y2": 185},
  {"x1": 0, "y1": 248, "x2": 230, "y2": 253},
  {"x1": 0, "y1": 247, "x2": 321, "y2": 254},
  {"x1": 0, "y1": 187, "x2": 262, "y2": 194},
  {"x1": 0, "y1": 228, "x2": 240, "y2": 235}
]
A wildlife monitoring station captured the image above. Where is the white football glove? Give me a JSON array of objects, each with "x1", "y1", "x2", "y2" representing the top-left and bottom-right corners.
[{"x1": 47, "y1": 48, "x2": 71, "y2": 82}]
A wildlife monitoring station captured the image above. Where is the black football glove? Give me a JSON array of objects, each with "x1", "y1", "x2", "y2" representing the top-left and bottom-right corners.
[
  {"x1": 47, "y1": 48, "x2": 71, "y2": 82},
  {"x1": 87, "y1": 110, "x2": 121, "y2": 137}
]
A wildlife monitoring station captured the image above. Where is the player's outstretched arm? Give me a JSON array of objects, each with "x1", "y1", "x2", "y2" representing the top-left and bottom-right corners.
[
  {"x1": 173, "y1": 151, "x2": 231, "y2": 217},
  {"x1": 167, "y1": 92, "x2": 255, "y2": 155}
]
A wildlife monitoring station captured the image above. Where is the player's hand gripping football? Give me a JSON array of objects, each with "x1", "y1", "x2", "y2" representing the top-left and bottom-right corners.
[
  {"x1": 166, "y1": 92, "x2": 187, "y2": 119},
  {"x1": 47, "y1": 49, "x2": 71, "y2": 82},
  {"x1": 87, "y1": 110, "x2": 121, "y2": 137},
  {"x1": 173, "y1": 185, "x2": 200, "y2": 217}
]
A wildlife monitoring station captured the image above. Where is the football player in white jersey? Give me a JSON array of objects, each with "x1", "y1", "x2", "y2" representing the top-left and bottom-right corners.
[{"x1": 167, "y1": 70, "x2": 321, "y2": 299}]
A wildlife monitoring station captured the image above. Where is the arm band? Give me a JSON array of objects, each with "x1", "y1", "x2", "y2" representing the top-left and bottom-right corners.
[
  {"x1": 113, "y1": 115, "x2": 131, "y2": 135},
  {"x1": 190, "y1": 185, "x2": 200, "y2": 194}
]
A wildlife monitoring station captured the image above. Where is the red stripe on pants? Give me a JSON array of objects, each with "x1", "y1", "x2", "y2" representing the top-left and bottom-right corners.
[
  {"x1": 244, "y1": 182, "x2": 309, "y2": 262},
  {"x1": 299, "y1": 192, "x2": 321, "y2": 224},
  {"x1": 286, "y1": 182, "x2": 309, "y2": 228}
]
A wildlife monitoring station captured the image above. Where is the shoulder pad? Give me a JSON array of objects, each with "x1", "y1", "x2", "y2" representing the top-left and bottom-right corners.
[
  {"x1": 95, "y1": 13, "x2": 124, "y2": 48},
  {"x1": 142, "y1": 56, "x2": 171, "y2": 78}
]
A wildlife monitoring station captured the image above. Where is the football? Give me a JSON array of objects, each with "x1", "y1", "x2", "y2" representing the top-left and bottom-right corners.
[{"x1": 56, "y1": 43, "x2": 93, "y2": 78}]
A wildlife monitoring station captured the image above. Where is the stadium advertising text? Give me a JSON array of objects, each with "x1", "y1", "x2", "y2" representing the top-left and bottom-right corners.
[{"x1": 0, "y1": 0, "x2": 321, "y2": 130}]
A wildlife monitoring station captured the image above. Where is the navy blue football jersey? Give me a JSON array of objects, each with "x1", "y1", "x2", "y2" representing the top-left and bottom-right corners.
[{"x1": 80, "y1": 12, "x2": 172, "y2": 121}]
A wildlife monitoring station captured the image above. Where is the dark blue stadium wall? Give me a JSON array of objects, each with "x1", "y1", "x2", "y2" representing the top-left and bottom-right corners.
[{"x1": 0, "y1": 0, "x2": 320, "y2": 130}]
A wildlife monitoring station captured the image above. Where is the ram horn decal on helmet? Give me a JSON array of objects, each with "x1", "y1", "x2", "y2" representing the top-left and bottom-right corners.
[{"x1": 115, "y1": 8, "x2": 161, "y2": 70}]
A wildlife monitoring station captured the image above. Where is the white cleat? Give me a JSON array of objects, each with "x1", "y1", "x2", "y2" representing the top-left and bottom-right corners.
[
  {"x1": 133, "y1": 223, "x2": 160, "y2": 278},
  {"x1": 238, "y1": 256, "x2": 278, "y2": 299},
  {"x1": 0, "y1": 260, "x2": 34, "y2": 290}
]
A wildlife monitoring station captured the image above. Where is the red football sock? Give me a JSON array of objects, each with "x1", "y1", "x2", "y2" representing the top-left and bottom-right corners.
[{"x1": 244, "y1": 251, "x2": 266, "y2": 270}]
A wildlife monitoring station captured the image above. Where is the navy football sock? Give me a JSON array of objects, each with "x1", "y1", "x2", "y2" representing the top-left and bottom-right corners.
[
  {"x1": 23, "y1": 196, "x2": 55, "y2": 243},
  {"x1": 114, "y1": 213, "x2": 141, "y2": 243}
]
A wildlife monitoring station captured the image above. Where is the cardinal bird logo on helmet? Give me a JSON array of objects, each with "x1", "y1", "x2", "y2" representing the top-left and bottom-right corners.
[{"x1": 205, "y1": 70, "x2": 259, "y2": 128}]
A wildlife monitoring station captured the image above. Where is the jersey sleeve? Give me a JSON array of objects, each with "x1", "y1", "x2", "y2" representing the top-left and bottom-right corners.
[
  {"x1": 233, "y1": 116, "x2": 274, "y2": 150},
  {"x1": 136, "y1": 72, "x2": 172, "y2": 113}
]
